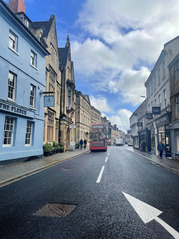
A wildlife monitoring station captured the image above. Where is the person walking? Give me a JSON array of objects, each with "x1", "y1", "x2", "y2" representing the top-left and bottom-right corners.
[
  {"x1": 80, "y1": 139, "x2": 83, "y2": 149},
  {"x1": 84, "y1": 139, "x2": 87, "y2": 149},
  {"x1": 158, "y1": 141, "x2": 164, "y2": 159}
]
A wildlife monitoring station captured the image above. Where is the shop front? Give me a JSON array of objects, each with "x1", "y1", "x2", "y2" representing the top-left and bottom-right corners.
[
  {"x1": 155, "y1": 113, "x2": 171, "y2": 158},
  {"x1": 138, "y1": 128, "x2": 151, "y2": 152}
]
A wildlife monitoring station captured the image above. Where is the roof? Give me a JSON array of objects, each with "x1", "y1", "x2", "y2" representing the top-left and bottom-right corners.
[
  {"x1": 58, "y1": 47, "x2": 69, "y2": 65},
  {"x1": 0, "y1": 0, "x2": 49, "y2": 55},
  {"x1": 31, "y1": 15, "x2": 54, "y2": 38}
]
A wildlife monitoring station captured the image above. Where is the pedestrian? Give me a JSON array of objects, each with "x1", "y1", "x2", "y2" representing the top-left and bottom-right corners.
[
  {"x1": 158, "y1": 141, "x2": 164, "y2": 159},
  {"x1": 84, "y1": 139, "x2": 87, "y2": 149},
  {"x1": 80, "y1": 139, "x2": 83, "y2": 149}
]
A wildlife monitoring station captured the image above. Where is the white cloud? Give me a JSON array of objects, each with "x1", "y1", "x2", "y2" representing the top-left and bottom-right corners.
[
  {"x1": 90, "y1": 95, "x2": 111, "y2": 113},
  {"x1": 109, "y1": 109, "x2": 132, "y2": 133},
  {"x1": 109, "y1": 67, "x2": 150, "y2": 106}
]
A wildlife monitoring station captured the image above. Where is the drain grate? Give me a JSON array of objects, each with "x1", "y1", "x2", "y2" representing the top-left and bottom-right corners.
[{"x1": 34, "y1": 204, "x2": 76, "y2": 218}]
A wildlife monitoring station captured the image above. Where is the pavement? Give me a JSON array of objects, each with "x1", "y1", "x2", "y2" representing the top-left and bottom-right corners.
[
  {"x1": 0, "y1": 148, "x2": 90, "y2": 187},
  {"x1": 0, "y1": 146, "x2": 179, "y2": 187},
  {"x1": 127, "y1": 146, "x2": 179, "y2": 175}
]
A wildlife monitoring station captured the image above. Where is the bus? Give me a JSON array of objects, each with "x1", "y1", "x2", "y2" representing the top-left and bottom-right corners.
[{"x1": 89, "y1": 123, "x2": 107, "y2": 151}]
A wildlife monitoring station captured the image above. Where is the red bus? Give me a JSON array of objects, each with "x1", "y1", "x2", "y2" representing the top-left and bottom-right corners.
[{"x1": 89, "y1": 123, "x2": 107, "y2": 151}]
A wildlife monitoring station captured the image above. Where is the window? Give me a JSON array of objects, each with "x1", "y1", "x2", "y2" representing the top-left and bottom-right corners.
[
  {"x1": 8, "y1": 71, "x2": 16, "y2": 100},
  {"x1": 25, "y1": 121, "x2": 33, "y2": 145},
  {"x1": 9, "y1": 30, "x2": 17, "y2": 52},
  {"x1": 162, "y1": 59, "x2": 165, "y2": 78},
  {"x1": 31, "y1": 50, "x2": 37, "y2": 67},
  {"x1": 158, "y1": 94, "x2": 161, "y2": 106},
  {"x1": 154, "y1": 75, "x2": 156, "y2": 89},
  {"x1": 3, "y1": 117, "x2": 15, "y2": 146},
  {"x1": 30, "y1": 84, "x2": 35, "y2": 107},
  {"x1": 158, "y1": 68, "x2": 160, "y2": 85},
  {"x1": 176, "y1": 95, "x2": 179, "y2": 115},
  {"x1": 68, "y1": 86, "x2": 71, "y2": 107},
  {"x1": 174, "y1": 61, "x2": 179, "y2": 81},
  {"x1": 163, "y1": 89, "x2": 166, "y2": 108}
]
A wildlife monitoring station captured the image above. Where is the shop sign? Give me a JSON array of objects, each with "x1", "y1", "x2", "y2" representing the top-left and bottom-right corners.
[
  {"x1": 146, "y1": 113, "x2": 153, "y2": 119},
  {"x1": 44, "y1": 95, "x2": 54, "y2": 107},
  {"x1": 137, "y1": 122, "x2": 143, "y2": 127},
  {"x1": 155, "y1": 114, "x2": 170, "y2": 128},
  {"x1": 0, "y1": 102, "x2": 27, "y2": 115},
  {"x1": 152, "y1": 106, "x2": 161, "y2": 115}
]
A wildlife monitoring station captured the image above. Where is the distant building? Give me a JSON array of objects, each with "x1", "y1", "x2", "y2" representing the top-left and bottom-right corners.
[
  {"x1": 0, "y1": 0, "x2": 48, "y2": 161},
  {"x1": 75, "y1": 91, "x2": 91, "y2": 145}
]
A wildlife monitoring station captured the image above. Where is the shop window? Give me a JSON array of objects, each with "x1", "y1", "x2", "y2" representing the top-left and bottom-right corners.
[
  {"x1": 3, "y1": 117, "x2": 15, "y2": 146},
  {"x1": 25, "y1": 121, "x2": 33, "y2": 145}
]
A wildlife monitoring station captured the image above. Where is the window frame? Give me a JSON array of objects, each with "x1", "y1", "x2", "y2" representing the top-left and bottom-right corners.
[
  {"x1": 25, "y1": 121, "x2": 33, "y2": 146},
  {"x1": 3, "y1": 116, "x2": 15, "y2": 146},
  {"x1": 30, "y1": 50, "x2": 37, "y2": 68},
  {"x1": 9, "y1": 30, "x2": 18, "y2": 52},
  {"x1": 30, "y1": 84, "x2": 36, "y2": 108},
  {"x1": 8, "y1": 71, "x2": 16, "y2": 101}
]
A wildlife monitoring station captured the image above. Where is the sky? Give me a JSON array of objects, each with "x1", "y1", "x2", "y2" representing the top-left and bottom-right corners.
[{"x1": 5, "y1": 0, "x2": 179, "y2": 132}]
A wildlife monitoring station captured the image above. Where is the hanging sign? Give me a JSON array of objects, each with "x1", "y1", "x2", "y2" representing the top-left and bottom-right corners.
[
  {"x1": 152, "y1": 106, "x2": 161, "y2": 115},
  {"x1": 44, "y1": 95, "x2": 54, "y2": 107}
]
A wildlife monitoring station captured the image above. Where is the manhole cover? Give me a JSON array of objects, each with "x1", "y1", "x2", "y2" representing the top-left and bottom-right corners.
[{"x1": 34, "y1": 204, "x2": 76, "y2": 217}]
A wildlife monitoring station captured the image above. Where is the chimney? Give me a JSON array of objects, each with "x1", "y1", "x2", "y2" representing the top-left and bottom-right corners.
[{"x1": 9, "y1": 0, "x2": 26, "y2": 13}]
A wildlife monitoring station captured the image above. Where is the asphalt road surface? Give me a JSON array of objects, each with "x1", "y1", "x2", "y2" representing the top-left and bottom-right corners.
[{"x1": 0, "y1": 146, "x2": 179, "y2": 239}]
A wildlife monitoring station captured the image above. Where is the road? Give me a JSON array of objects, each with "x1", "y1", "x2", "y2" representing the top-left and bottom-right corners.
[{"x1": 0, "y1": 146, "x2": 179, "y2": 239}]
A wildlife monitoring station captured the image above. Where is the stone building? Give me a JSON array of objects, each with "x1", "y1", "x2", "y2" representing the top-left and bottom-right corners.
[
  {"x1": 145, "y1": 36, "x2": 179, "y2": 157},
  {"x1": 75, "y1": 91, "x2": 91, "y2": 145},
  {"x1": 58, "y1": 36, "x2": 76, "y2": 151},
  {"x1": 130, "y1": 100, "x2": 147, "y2": 149},
  {"x1": 91, "y1": 106, "x2": 101, "y2": 124},
  {"x1": 168, "y1": 53, "x2": 179, "y2": 159},
  {"x1": 31, "y1": 15, "x2": 61, "y2": 144},
  {"x1": 0, "y1": 0, "x2": 48, "y2": 161}
]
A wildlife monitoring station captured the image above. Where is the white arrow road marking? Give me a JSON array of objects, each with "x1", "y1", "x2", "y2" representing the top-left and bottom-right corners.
[
  {"x1": 122, "y1": 192, "x2": 179, "y2": 239},
  {"x1": 96, "y1": 166, "x2": 105, "y2": 183}
]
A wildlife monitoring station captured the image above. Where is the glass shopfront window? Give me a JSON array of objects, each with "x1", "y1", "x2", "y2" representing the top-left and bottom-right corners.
[{"x1": 158, "y1": 125, "x2": 171, "y2": 157}]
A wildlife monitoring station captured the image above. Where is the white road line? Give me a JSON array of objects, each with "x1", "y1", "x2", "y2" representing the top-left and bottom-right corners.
[
  {"x1": 96, "y1": 166, "x2": 105, "y2": 183},
  {"x1": 105, "y1": 156, "x2": 108, "y2": 162}
]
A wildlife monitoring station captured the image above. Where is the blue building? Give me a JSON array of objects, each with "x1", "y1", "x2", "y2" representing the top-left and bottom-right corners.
[{"x1": 0, "y1": 0, "x2": 49, "y2": 162}]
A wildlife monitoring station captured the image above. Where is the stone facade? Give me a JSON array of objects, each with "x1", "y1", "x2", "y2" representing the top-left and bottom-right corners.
[
  {"x1": 91, "y1": 106, "x2": 101, "y2": 124},
  {"x1": 145, "y1": 36, "x2": 179, "y2": 157},
  {"x1": 31, "y1": 15, "x2": 61, "y2": 144},
  {"x1": 168, "y1": 53, "x2": 179, "y2": 159},
  {"x1": 58, "y1": 37, "x2": 76, "y2": 151},
  {"x1": 75, "y1": 91, "x2": 91, "y2": 145}
]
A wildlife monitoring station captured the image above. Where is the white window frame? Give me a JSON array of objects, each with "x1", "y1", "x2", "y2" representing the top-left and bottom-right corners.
[
  {"x1": 30, "y1": 84, "x2": 35, "y2": 108},
  {"x1": 25, "y1": 121, "x2": 33, "y2": 146},
  {"x1": 8, "y1": 71, "x2": 16, "y2": 101},
  {"x1": 30, "y1": 50, "x2": 37, "y2": 68},
  {"x1": 3, "y1": 117, "x2": 15, "y2": 146},
  {"x1": 9, "y1": 30, "x2": 18, "y2": 52}
]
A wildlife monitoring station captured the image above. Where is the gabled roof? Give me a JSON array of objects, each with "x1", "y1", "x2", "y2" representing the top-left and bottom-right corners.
[
  {"x1": 31, "y1": 16, "x2": 54, "y2": 38},
  {"x1": 58, "y1": 47, "x2": 69, "y2": 65}
]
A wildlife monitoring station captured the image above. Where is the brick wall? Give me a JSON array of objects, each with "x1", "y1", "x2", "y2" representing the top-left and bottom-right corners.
[{"x1": 9, "y1": 0, "x2": 26, "y2": 13}]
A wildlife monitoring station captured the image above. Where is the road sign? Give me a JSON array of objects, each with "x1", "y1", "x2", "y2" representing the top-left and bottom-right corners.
[{"x1": 123, "y1": 192, "x2": 179, "y2": 239}]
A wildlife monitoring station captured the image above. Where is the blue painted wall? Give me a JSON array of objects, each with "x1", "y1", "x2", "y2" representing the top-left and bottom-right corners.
[{"x1": 0, "y1": 2, "x2": 48, "y2": 161}]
